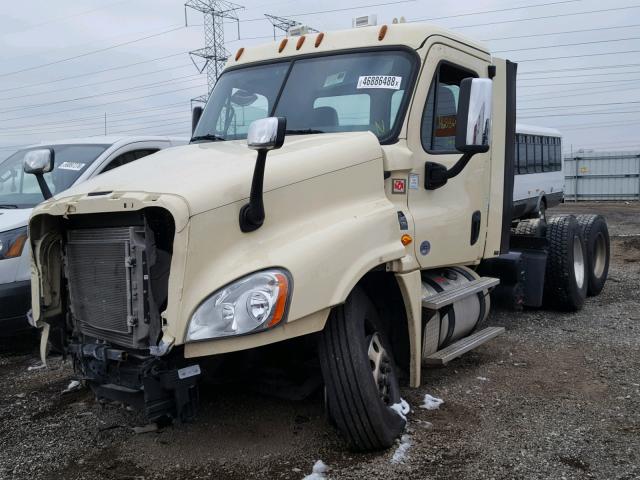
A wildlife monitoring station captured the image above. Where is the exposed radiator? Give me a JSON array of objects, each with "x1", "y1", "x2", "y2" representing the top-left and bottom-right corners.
[{"x1": 66, "y1": 226, "x2": 150, "y2": 348}]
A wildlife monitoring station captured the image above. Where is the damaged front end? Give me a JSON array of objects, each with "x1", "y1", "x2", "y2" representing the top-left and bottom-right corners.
[{"x1": 32, "y1": 206, "x2": 200, "y2": 422}]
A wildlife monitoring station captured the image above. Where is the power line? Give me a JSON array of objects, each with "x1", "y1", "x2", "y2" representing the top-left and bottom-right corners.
[
  {"x1": 520, "y1": 110, "x2": 640, "y2": 119},
  {"x1": 0, "y1": 85, "x2": 206, "y2": 123},
  {"x1": 0, "y1": 63, "x2": 195, "y2": 102},
  {"x1": 236, "y1": 0, "x2": 417, "y2": 22},
  {"x1": 4, "y1": 0, "x2": 132, "y2": 34},
  {"x1": 0, "y1": 75, "x2": 203, "y2": 114},
  {"x1": 413, "y1": 0, "x2": 582, "y2": 23},
  {"x1": 0, "y1": 52, "x2": 190, "y2": 94},
  {"x1": 517, "y1": 49, "x2": 640, "y2": 63},
  {"x1": 482, "y1": 23, "x2": 640, "y2": 42},
  {"x1": 520, "y1": 101, "x2": 640, "y2": 111},
  {"x1": 494, "y1": 36, "x2": 640, "y2": 53},
  {"x1": 450, "y1": 5, "x2": 640, "y2": 30},
  {"x1": 519, "y1": 69, "x2": 640, "y2": 81},
  {"x1": 519, "y1": 63, "x2": 640, "y2": 76},
  {"x1": 0, "y1": 102, "x2": 190, "y2": 130},
  {"x1": 518, "y1": 77, "x2": 640, "y2": 88},
  {"x1": 0, "y1": 26, "x2": 186, "y2": 78}
]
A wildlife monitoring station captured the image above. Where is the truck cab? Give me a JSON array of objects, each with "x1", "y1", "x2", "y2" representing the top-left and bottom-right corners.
[{"x1": 27, "y1": 22, "x2": 606, "y2": 451}]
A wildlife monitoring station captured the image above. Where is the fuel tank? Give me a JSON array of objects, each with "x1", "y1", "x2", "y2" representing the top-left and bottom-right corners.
[{"x1": 421, "y1": 266, "x2": 491, "y2": 356}]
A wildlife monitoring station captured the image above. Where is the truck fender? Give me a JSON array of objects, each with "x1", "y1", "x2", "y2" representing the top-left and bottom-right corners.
[{"x1": 394, "y1": 270, "x2": 422, "y2": 388}]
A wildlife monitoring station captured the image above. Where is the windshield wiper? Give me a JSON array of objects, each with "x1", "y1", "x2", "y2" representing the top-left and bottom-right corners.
[
  {"x1": 0, "y1": 204, "x2": 19, "y2": 209},
  {"x1": 190, "y1": 134, "x2": 226, "y2": 143},
  {"x1": 285, "y1": 129, "x2": 325, "y2": 135}
]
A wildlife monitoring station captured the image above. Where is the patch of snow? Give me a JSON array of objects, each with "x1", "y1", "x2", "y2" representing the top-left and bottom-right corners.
[
  {"x1": 390, "y1": 398, "x2": 410, "y2": 421},
  {"x1": 420, "y1": 394, "x2": 444, "y2": 410},
  {"x1": 62, "y1": 380, "x2": 81, "y2": 394},
  {"x1": 391, "y1": 434, "x2": 412, "y2": 464},
  {"x1": 476, "y1": 376, "x2": 489, "y2": 381},
  {"x1": 303, "y1": 460, "x2": 328, "y2": 479}
]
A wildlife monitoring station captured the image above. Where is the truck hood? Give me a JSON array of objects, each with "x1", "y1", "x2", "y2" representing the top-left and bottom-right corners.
[
  {"x1": 54, "y1": 132, "x2": 384, "y2": 216},
  {"x1": 0, "y1": 208, "x2": 32, "y2": 231}
]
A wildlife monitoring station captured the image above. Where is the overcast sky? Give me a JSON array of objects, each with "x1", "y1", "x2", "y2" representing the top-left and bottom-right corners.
[{"x1": 1, "y1": 0, "x2": 639, "y2": 158}]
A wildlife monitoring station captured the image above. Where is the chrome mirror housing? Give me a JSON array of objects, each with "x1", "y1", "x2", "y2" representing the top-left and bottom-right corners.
[
  {"x1": 247, "y1": 117, "x2": 286, "y2": 151},
  {"x1": 23, "y1": 149, "x2": 54, "y2": 174},
  {"x1": 455, "y1": 78, "x2": 493, "y2": 154}
]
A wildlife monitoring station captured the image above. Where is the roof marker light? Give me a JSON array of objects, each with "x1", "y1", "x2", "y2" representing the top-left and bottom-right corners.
[
  {"x1": 378, "y1": 24, "x2": 388, "y2": 41},
  {"x1": 315, "y1": 32, "x2": 324, "y2": 47},
  {"x1": 278, "y1": 38, "x2": 288, "y2": 53},
  {"x1": 296, "y1": 35, "x2": 305, "y2": 50},
  {"x1": 235, "y1": 47, "x2": 244, "y2": 61}
]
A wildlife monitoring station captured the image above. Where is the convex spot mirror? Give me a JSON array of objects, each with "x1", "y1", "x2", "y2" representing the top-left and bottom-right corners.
[
  {"x1": 247, "y1": 117, "x2": 286, "y2": 151},
  {"x1": 23, "y1": 148, "x2": 54, "y2": 174},
  {"x1": 455, "y1": 78, "x2": 492, "y2": 154}
]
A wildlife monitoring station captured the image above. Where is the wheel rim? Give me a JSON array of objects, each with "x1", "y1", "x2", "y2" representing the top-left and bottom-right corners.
[
  {"x1": 367, "y1": 332, "x2": 392, "y2": 406},
  {"x1": 573, "y1": 235, "x2": 586, "y2": 289},
  {"x1": 593, "y1": 232, "x2": 607, "y2": 279}
]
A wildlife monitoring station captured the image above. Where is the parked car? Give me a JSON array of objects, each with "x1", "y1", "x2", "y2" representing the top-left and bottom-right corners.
[{"x1": 0, "y1": 136, "x2": 187, "y2": 336}]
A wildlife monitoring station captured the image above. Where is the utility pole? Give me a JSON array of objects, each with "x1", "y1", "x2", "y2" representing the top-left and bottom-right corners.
[
  {"x1": 185, "y1": 0, "x2": 244, "y2": 103},
  {"x1": 264, "y1": 14, "x2": 317, "y2": 39}
]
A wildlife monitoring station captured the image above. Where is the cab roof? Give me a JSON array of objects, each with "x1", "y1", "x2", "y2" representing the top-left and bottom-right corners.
[{"x1": 226, "y1": 22, "x2": 490, "y2": 68}]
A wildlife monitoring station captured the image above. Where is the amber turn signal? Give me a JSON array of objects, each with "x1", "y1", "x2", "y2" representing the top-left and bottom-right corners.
[{"x1": 401, "y1": 234, "x2": 412, "y2": 246}]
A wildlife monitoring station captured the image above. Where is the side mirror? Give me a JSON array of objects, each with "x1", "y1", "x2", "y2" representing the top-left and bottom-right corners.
[
  {"x1": 247, "y1": 117, "x2": 286, "y2": 151},
  {"x1": 455, "y1": 78, "x2": 492, "y2": 154},
  {"x1": 191, "y1": 106, "x2": 203, "y2": 136},
  {"x1": 239, "y1": 117, "x2": 287, "y2": 233},
  {"x1": 23, "y1": 149, "x2": 54, "y2": 199},
  {"x1": 23, "y1": 149, "x2": 54, "y2": 174}
]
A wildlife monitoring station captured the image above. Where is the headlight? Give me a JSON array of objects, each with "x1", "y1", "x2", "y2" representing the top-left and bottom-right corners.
[
  {"x1": 0, "y1": 226, "x2": 28, "y2": 261},
  {"x1": 186, "y1": 269, "x2": 291, "y2": 342}
]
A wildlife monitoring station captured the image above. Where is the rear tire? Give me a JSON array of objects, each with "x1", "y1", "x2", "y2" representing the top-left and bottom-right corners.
[
  {"x1": 514, "y1": 218, "x2": 546, "y2": 237},
  {"x1": 544, "y1": 215, "x2": 588, "y2": 311},
  {"x1": 318, "y1": 287, "x2": 405, "y2": 451},
  {"x1": 575, "y1": 214, "x2": 610, "y2": 296}
]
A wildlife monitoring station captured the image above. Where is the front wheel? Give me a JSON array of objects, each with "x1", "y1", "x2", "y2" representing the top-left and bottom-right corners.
[{"x1": 318, "y1": 287, "x2": 406, "y2": 451}]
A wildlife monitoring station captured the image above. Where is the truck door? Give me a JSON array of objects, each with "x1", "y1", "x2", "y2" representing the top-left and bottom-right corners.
[{"x1": 406, "y1": 44, "x2": 492, "y2": 268}]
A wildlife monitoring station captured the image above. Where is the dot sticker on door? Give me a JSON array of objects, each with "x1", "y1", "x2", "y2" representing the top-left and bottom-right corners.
[{"x1": 392, "y1": 178, "x2": 406, "y2": 194}]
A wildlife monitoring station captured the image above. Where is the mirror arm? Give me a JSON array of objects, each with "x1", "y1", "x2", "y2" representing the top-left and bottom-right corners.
[
  {"x1": 446, "y1": 152, "x2": 474, "y2": 179},
  {"x1": 239, "y1": 150, "x2": 267, "y2": 232},
  {"x1": 35, "y1": 173, "x2": 53, "y2": 199}
]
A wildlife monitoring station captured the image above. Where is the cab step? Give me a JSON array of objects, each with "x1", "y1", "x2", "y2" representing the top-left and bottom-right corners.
[
  {"x1": 423, "y1": 326, "x2": 505, "y2": 365},
  {"x1": 422, "y1": 277, "x2": 500, "y2": 310}
]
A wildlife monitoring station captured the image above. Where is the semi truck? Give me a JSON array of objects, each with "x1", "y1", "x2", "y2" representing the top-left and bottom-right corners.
[{"x1": 26, "y1": 21, "x2": 610, "y2": 451}]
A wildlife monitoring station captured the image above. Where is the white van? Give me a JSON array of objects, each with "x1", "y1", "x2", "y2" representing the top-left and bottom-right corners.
[
  {"x1": 0, "y1": 136, "x2": 187, "y2": 336},
  {"x1": 513, "y1": 124, "x2": 564, "y2": 219}
]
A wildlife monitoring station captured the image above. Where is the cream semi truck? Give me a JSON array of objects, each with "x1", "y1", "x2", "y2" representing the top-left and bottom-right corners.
[{"x1": 26, "y1": 21, "x2": 610, "y2": 451}]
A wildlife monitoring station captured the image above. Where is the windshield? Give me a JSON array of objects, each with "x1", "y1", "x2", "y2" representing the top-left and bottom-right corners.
[
  {"x1": 0, "y1": 144, "x2": 110, "y2": 208},
  {"x1": 193, "y1": 49, "x2": 417, "y2": 144}
]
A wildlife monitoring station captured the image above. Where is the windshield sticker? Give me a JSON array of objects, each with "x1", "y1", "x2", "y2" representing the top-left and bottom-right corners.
[
  {"x1": 58, "y1": 162, "x2": 86, "y2": 171},
  {"x1": 323, "y1": 72, "x2": 346, "y2": 88},
  {"x1": 357, "y1": 75, "x2": 402, "y2": 90},
  {"x1": 409, "y1": 173, "x2": 419, "y2": 190}
]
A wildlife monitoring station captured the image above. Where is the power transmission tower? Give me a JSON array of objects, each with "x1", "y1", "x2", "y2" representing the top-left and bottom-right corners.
[
  {"x1": 185, "y1": 0, "x2": 244, "y2": 103},
  {"x1": 264, "y1": 14, "x2": 317, "y2": 39}
]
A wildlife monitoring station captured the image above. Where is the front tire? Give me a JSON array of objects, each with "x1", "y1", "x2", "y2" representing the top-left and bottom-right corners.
[
  {"x1": 544, "y1": 215, "x2": 588, "y2": 311},
  {"x1": 318, "y1": 287, "x2": 405, "y2": 451}
]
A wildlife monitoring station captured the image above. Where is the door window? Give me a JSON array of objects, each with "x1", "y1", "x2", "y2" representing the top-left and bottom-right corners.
[{"x1": 421, "y1": 63, "x2": 478, "y2": 153}]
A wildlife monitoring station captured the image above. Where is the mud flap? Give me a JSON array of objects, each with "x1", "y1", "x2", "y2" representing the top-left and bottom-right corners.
[{"x1": 39, "y1": 322, "x2": 50, "y2": 367}]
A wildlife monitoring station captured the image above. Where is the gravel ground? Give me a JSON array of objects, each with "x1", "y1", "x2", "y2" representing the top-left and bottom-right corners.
[{"x1": 1, "y1": 201, "x2": 638, "y2": 480}]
